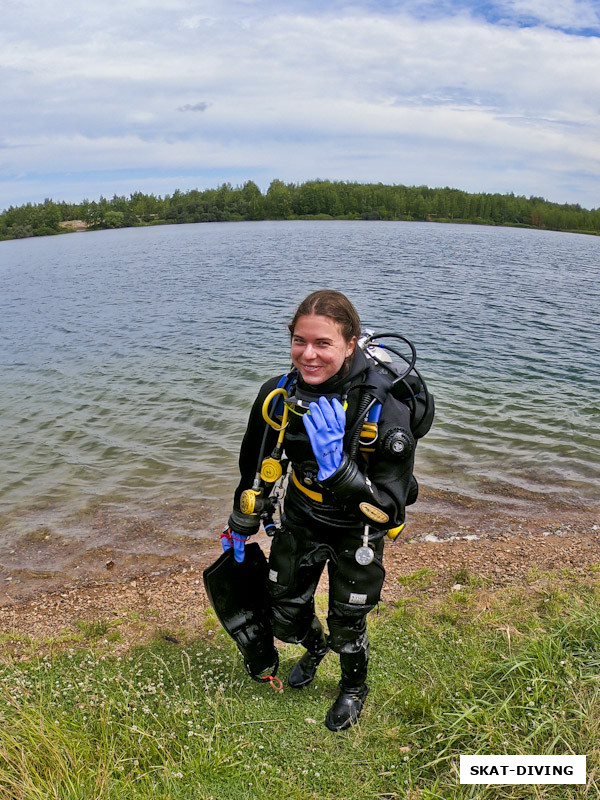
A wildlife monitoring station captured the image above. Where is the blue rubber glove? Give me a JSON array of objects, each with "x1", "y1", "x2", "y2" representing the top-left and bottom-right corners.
[
  {"x1": 220, "y1": 528, "x2": 248, "y2": 563},
  {"x1": 303, "y1": 396, "x2": 346, "y2": 480}
]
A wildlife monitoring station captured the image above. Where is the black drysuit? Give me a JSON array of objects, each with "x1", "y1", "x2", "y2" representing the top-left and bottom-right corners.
[{"x1": 229, "y1": 347, "x2": 419, "y2": 665}]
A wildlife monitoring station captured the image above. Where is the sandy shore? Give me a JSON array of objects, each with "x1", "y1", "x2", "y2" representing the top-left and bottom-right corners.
[{"x1": 1, "y1": 489, "x2": 598, "y2": 660}]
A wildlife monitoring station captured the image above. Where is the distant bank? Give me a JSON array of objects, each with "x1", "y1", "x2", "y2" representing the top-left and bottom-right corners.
[{"x1": 1, "y1": 179, "x2": 599, "y2": 241}]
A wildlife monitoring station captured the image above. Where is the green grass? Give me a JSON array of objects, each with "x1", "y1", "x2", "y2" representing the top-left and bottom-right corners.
[
  {"x1": 1, "y1": 577, "x2": 599, "y2": 799},
  {"x1": 398, "y1": 567, "x2": 437, "y2": 589},
  {"x1": 75, "y1": 619, "x2": 123, "y2": 643}
]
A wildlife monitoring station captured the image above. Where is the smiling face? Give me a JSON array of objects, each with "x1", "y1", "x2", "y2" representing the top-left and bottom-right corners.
[{"x1": 290, "y1": 314, "x2": 357, "y2": 385}]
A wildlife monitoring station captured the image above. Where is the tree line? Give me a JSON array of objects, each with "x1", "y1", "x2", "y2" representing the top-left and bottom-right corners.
[{"x1": 1, "y1": 179, "x2": 599, "y2": 241}]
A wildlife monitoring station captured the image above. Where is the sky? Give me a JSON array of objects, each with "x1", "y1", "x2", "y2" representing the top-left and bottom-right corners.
[{"x1": 1, "y1": 0, "x2": 600, "y2": 212}]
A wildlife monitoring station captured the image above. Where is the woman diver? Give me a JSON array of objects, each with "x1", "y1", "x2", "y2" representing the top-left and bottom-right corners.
[{"x1": 220, "y1": 289, "x2": 432, "y2": 731}]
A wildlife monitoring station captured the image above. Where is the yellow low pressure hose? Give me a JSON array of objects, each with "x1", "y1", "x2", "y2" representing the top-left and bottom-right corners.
[
  {"x1": 259, "y1": 388, "x2": 289, "y2": 483},
  {"x1": 261, "y1": 387, "x2": 289, "y2": 440}
]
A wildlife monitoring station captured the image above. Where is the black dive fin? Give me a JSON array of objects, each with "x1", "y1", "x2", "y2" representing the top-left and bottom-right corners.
[{"x1": 203, "y1": 542, "x2": 278, "y2": 681}]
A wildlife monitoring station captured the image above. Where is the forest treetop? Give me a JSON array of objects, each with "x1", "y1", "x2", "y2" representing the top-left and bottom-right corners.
[{"x1": 1, "y1": 179, "x2": 599, "y2": 241}]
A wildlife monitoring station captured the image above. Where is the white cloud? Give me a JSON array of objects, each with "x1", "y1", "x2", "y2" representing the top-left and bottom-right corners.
[{"x1": 1, "y1": 1, "x2": 599, "y2": 210}]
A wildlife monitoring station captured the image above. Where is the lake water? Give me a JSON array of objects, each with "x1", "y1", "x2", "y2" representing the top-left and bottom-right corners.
[{"x1": 1, "y1": 221, "x2": 599, "y2": 593}]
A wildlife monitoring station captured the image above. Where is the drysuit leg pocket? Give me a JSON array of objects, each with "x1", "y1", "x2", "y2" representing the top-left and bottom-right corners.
[
  {"x1": 327, "y1": 546, "x2": 385, "y2": 651},
  {"x1": 266, "y1": 527, "x2": 298, "y2": 594},
  {"x1": 267, "y1": 528, "x2": 325, "y2": 643},
  {"x1": 330, "y1": 545, "x2": 386, "y2": 609}
]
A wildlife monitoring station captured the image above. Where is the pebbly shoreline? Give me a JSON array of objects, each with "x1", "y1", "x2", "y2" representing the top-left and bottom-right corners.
[{"x1": 1, "y1": 488, "x2": 598, "y2": 661}]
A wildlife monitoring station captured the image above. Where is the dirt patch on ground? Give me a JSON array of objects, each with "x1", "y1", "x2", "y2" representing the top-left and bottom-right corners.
[
  {"x1": 58, "y1": 220, "x2": 89, "y2": 231},
  {"x1": 1, "y1": 493, "x2": 598, "y2": 660}
]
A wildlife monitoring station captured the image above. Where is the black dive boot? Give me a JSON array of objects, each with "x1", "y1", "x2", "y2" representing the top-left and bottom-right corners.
[
  {"x1": 288, "y1": 618, "x2": 329, "y2": 689},
  {"x1": 325, "y1": 643, "x2": 369, "y2": 732}
]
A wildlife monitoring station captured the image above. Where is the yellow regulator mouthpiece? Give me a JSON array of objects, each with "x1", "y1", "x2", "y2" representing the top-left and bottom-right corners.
[
  {"x1": 260, "y1": 457, "x2": 283, "y2": 483},
  {"x1": 240, "y1": 489, "x2": 261, "y2": 515}
]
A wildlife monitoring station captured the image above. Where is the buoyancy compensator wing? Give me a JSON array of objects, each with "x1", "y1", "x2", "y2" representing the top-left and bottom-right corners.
[{"x1": 203, "y1": 542, "x2": 279, "y2": 682}]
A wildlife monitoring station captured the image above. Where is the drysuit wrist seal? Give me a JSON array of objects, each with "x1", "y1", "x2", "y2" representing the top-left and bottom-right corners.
[{"x1": 320, "y1": 454, "x2": 362, "y2": 500}]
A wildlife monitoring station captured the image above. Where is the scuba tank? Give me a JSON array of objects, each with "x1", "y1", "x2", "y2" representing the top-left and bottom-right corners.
[
  {"x1": 345, "y1": 331, "x2": 435, "y2": 460},
  {"x1": 347, "y1": 331, "x2": 435, "y2": 541}
]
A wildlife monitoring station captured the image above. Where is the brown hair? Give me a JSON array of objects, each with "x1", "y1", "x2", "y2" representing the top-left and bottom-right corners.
[{"x1": 288, "y1": 289, "x2": 361, "y2": 343}]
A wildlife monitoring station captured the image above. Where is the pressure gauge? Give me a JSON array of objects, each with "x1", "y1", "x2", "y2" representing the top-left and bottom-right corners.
[
  {"x1": 355, "y1": 545, "x2": 375, "y2": 566},
  {"x1": 355, "y1": 525, "x2": 375, "y2": 565}
]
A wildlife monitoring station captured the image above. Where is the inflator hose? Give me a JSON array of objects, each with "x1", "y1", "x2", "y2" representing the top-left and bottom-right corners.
[{"x1": 346, "y1": 391, "x2": 378, "y2": 461}]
